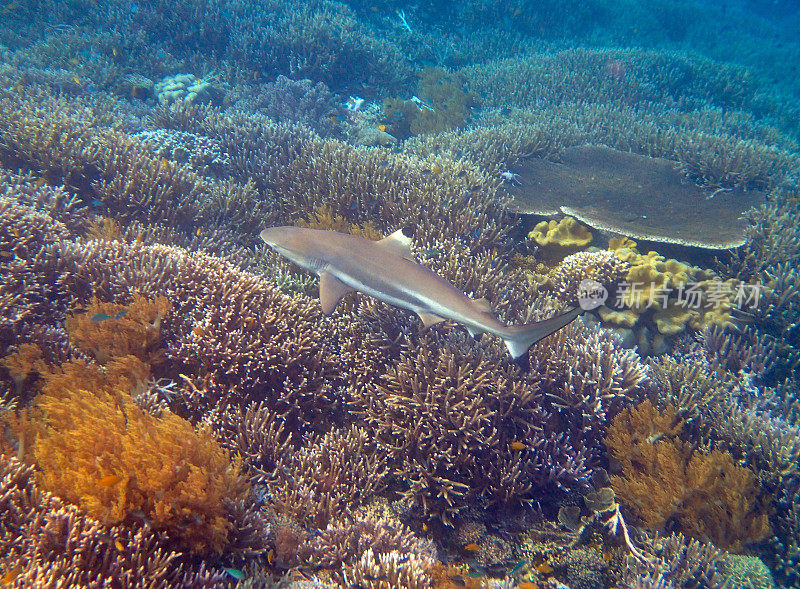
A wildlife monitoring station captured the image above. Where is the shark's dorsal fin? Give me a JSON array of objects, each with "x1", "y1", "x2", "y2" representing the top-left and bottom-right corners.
[
  {"x1": 417, "y1": 310, "x2": 445, "y2": 329},
  {"x1": 319, "y1": 271, "x2": 353, "y2": 315},
  {"x1": 376, "y1": 226, "x2": 414, "y2": 259}
]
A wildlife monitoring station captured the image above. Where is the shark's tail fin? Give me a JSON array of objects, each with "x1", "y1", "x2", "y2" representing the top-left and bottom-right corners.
[{"x1": 502, "y1": 307, "x2": 584, "y2": 358}]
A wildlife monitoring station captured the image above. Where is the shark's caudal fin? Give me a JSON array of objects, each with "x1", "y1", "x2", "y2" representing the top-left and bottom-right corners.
[{"x1": 502, "y1": 307, "x2": 584, "y2": 359}]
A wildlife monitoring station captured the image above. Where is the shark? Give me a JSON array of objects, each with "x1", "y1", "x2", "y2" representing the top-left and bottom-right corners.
[{"x1": 260, "y1": 226, "x2": 583, "y2": 358}]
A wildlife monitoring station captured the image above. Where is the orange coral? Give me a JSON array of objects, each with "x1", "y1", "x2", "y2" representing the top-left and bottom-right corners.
[
  {"x1": 11, "y1": 359, "x2": 247, "y2": 553},
  {"x1": 65, "y1": 294, "x2": 171, "y2": 364},
  {"x1": 606, "y1": 400, "x2": 771, "y2": 552},
  {"x1": 1, "y1": 343, "x2": 45, "y2": 392},
  {"x1": 2, "y1": 295, "x2": 247, "y2": 553}
]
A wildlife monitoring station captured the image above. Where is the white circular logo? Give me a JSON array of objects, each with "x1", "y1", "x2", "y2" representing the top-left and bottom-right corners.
[{"x1": 577, "y1": 279, "x2": 608, "y2": 311}]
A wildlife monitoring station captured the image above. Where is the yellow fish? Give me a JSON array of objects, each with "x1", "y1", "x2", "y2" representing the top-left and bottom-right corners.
[
  {"x1": 378, "y1": 124, "x2": 386, "y2": 132},
  {"x1": 463, "y1": 543, "x2": 481, "y2": 552},
  {"x1": 510, "y1": 440, "x2": 525, "y2": 450},
  {"x1": 112, "y1": 47, "x2": 118, "y2": 58},
  {"x1": 115, "y1": 540, "x2": 125, "y2": 551},
  {"x1": 72, "y1": 76, "x2": 82, "y2": 85},
  {"x1": 160, "y1": 157, "x2": 169, "y2": 169},
  {"x1": 34, "y1": 177, "x2": 46, "y2": 188}
]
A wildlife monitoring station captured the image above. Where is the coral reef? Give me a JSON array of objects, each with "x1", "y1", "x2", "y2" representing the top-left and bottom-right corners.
[{"x1": 2, "y1": 1, "x2": 799, "y2": 583}]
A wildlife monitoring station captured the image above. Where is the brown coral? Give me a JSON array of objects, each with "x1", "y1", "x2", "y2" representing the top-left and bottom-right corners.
[{"x1": 606, "y1": 400, "x2": 771, "y2": 552}]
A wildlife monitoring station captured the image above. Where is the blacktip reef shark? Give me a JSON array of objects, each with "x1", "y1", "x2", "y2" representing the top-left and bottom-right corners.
[{"x1": 260, "y1": 226, "x2": 583, "y2": 358}]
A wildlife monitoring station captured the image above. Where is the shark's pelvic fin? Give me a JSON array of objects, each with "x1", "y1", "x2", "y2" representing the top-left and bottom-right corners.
[
  {"x1": 417, "y1": 310, "x2": 446, "y2": 329},
  {"x1": 472, "y1": 297, "x2": 493, "y2": 315},
  {"x1": 376, "y1": 227, "x2": 415, "y2": 259},
  {"x1": 319, "y1": 271, "x2": 354, "y2": 315}
]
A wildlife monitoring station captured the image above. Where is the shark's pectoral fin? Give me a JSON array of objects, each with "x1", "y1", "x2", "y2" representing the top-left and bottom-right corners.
[
  {"x1": 319, "y1": 272, "x2": 354, "y2": 315},
  {"x1": 417, "y1": 311, "x2": 445, "y2": 329},
  {"x1": 376, "y1": 227, "x2": 415, "y2": 260}
]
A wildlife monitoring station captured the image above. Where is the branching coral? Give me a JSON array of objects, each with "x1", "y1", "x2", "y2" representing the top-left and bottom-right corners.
[
  {"x1": 606, "y1": 400, "x2": 771, "y2": 552},
  {"x1": 625, "y1": 531, "x2": 733, "y2": 589},
  {"x1": 298, "y1": 514, "x2": 433, "y2": 570},
  {"x1": 353, "y1": 330, "x2": 591, "y2": 525},
  {"x1": 62, "y1": 238, "x2": 339, "y2": 433},
  {"x1": 266, "y1": 425, "x2": 389, "y2": 529},
  {"x1": 343, "y1": 548, "x2": 436, "y2": 589}
]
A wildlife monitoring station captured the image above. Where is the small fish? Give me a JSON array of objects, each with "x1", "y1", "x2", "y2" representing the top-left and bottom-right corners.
[
  {"x1": 98, "y1": 474, "x2": 120, "y2": 488},
  {"x1": 115, "y1": 540, "x2": 125, "y2": 551},
  {"x1": 518, "y1": 583, "x2": 539, "y2": 589},
  {"x1": 789, "y1": 197, "x2": 799, "y2": 203},
  {"x1": 510, "y1": 559, "x2": 526, "y2": 573},
  {"x1": 90, "y1": 199, "x2": 103, "y2": 207},
  {"x1": 223, "y1": 567, "x2": 243, "y2": 580},
  {"x1": 586, "y1": 265, "x2": 596, "y2": 272},
  {"x1": 267, "y1": 548, "x2": 275, "y2": 566},
  {"x1": 421, "y1": 248, "x2": 441, "y2": 256},
  {"x1": 69, "y1": 57, "x2": 80, "y2": 66},
  {"x1": 160, "y1": 157, "x2": 169, "y2": 169},
  {"x1": 1, "y1": 565, "x2": 21, "y2": 583},
  {"x1": 115, "y1": 309, "x2": 128, "y2": 320},
  {"x1": 131, "y1": 85, "x2": 138, "y2": 96},
  {"x1": 432, "y1": 165, "x2": 442, "y2": 174},
  {"x1": 0, "y1": 251, "x2": 14, "y2": 259},
  {"x1": 535, "y1": 562, "x2": 554, "y2": 574},
  {"x1": 34, "y1": 177, "x2": 46, "y2": 188},
  {"x1": 91, "y1": 313, "x2": 113, "y2": 322},
  {"x1": 467, "y1": 569, "x2": 485, "y2": 578},
  {"x1": 72, "y1": 76, "x2": 82, "y2": 85},
  {"x1": 192, "y1": 326, "x2": 207, "y2": 337},
  {"x1": 421, "y1": 522, "x2": 428, "y2": 531},
  {"x1": 112, "y1": 47, "x2": 118, "y2": 57},
  {"x1": 196, "y1": 227, "x2": 202, "y2": 237},
  {"x1": 510, "y1": 441, "x2": 526, "y2": 450},
  {"x1": 378, "y1": 124, "x2": 386, "y2": 132},
  {"x1": 463, "y1": 542, "x2": 481, "y2": 552},
  {"x1": 513, "y1": 7, "x2": 522, "y2": 15}
]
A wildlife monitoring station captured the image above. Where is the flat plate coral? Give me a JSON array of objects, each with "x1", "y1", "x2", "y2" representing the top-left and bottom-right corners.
[{"x1": 502, "y1": 145, "x2": 765, "y2": 249}]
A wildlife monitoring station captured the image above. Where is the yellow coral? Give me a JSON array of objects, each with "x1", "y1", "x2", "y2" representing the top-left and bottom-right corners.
[
  {"x1": 598, "y1": 305, "x2": 639, "y2": 327},
  {"x1": 529, "y1": 216, "x2": 592, "y2": 262},
  {"x1": 652, "y1": 301, "x2": 697, "y2": 335}
]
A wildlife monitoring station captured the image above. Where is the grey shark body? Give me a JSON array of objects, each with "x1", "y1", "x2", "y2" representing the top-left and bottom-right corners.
[{"x1": 260, "y1": 226, "x2": 582, "y2": 358}]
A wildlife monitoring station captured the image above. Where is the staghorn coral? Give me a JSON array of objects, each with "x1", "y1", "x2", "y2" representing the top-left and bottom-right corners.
[
  {"x1": 549, "y1": 250, "x2": 630, "y2": 307},
  {"x1": 267, "y1": 425, "x2": 389, "y2": 529},
  {"x1": 343, "y1": 548, "x2": 436, "y2": 589},
  {"x1": 298, "y1": 514, "x2": 433, "y2": 570},
  {"x1": 527, "y1": 319, "x2": 648, "y2": 441},
  {"x1": 625, "y1": 531, "x2": 733, "y2": 589},
  {"x1": 62, "y1": 238, "x2": 338, "y2": 433},
  {"x1": 232, "y1": 74, "x2": 344, "y2": 138},
  {"x1": 353, "y1": 329, "x2": 592, "y2": 525},
  {"x1": 606, "y1": 400, "x2": 771, "y2": 552}
]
